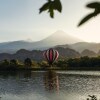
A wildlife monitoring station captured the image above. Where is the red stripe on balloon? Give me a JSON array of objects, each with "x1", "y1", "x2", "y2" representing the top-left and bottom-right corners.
[{"x1": 50, "y1": 49, "x2": 53, "y2": 62}]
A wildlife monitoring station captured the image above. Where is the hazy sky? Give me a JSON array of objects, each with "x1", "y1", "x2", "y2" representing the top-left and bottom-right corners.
[{"x1": 0, "y1": 0, "x2": 100, "y2": 42}]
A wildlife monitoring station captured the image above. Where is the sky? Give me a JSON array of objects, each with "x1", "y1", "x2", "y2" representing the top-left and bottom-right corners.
[{"x1": 0, "y1": 0, "x2": 100, "y2": 42}]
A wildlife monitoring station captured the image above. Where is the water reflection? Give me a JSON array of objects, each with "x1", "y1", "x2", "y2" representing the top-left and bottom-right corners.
[
  {"x1": 17, "y1": 71, "x2": 32, "y2": 82},
  {"x1": 0, "y1": 71, "x2": 17, "y2": 79},
  {"x1": 44, "y1": 70, "x2": 59, "y2": 92},
  {"x1": 22, "y1": 71, "x2": 32, "y2": 79},
  {"x1": 0, "y1": 71, "x2": 100, "y2": 100},
  {"x1": 0, "y1": 71, "x2": 35, "y2": 96}
]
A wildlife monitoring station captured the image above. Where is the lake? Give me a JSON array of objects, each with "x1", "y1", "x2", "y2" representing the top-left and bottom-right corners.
[{"x1": 0, "y1": 71, "x2": 100, "y2": 100}]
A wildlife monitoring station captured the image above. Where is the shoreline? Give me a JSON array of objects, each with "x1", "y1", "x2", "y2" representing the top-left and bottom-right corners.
[{"x1": 0, "y1": 67, "x2": 100, "y2": 71}]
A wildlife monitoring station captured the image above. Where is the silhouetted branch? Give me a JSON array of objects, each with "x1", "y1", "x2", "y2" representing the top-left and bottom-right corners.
[
  {"x1": 78, "y1": 2, "x2": 100, "y2": 26},
  {"x1": 39, "y1": 0, "x2": 62, "y2": 18}
]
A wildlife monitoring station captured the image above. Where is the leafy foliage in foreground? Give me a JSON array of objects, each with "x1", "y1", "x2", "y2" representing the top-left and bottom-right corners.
[
  {"x1": 78, "y1": 2, "x2": 100, "y2": 26},
  {"x1": 39, "y1": 0, "x2": 62, "y2": 18},
  {"x1": 40, "y1": 1, "x2": 100, "y2": 26}
]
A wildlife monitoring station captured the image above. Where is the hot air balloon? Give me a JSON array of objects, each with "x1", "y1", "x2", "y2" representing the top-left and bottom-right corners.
[{"x1": 43, "y1": 48, "x2": 59, "y2": 66}]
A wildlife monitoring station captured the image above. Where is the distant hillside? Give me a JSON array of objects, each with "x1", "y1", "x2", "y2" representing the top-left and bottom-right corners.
[
  {"x1": 0, "y1": 30, "x2": 83, "y2": 53},
  {"x1": 81, "y1": 49, "x2": 97, "y2": 57},
  {"x1": 0, "y1": 40, "x2": 35, "y2": 53},
  {"x1": 97, "y1": 50, "x2": 100, "y2": 56},
  {"x1": 70, "y1": 42, "x2": 100, "y2": 53},
  {"x1": 55, "y1": 42, "x2": 100, "y2": 53},
  {"x1": 55, "y1": 47, "x2": 80, "y2": 58},
  {"x1": 1, "y1": 31, "x2": 100, "y2": 54},
  {"x1": 0, "y1": 47, "x2": 81, "y2": 61}
]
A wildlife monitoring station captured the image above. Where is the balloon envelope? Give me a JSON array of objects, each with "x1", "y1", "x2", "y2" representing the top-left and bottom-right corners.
[{"x1": 43, "y1": 48, "x2": 59, "y2": 65}]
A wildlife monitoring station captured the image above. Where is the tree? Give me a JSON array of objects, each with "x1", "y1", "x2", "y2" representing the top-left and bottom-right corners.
[
  {"x1": 10, "y1": 59, "x2": 18, "y2": 66},
  {"x1": 3, "y1": 59, "x2": 10, "y2": 66},
  {"x1": 24, "y1": 58, "x2": 32, "y2": 67},
  {"x1": 0, "y1": 59, "x2": 10, "y2": 69}
]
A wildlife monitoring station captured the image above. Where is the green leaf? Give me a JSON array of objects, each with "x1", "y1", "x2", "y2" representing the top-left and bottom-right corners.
[
  {"x1": 87, "y1": 2, "x2": 100, "y2": 9},
  {"x1": 49, "y1": 9, "x2": 54, "y2": 18},
  {"x1": 78, "y1": 10, "x2": 100, "y2": 26},
  {"x1": 49, "y1": 2, "x2": 54, "y2": 18},
  {"x1": 39, "y1": 2, "x2": 50, "y2": 13},
  {"x1": 53, "y1": 0, "x2": 62, "y2": 12},
  {"x1": 78, "y1": 12, "x2": 96, "y2": 26},
  {"x1": 78, "y1": 1, "x2": 100, "y2": 27},
  {"x1": 39, "y1": 0, "x2": 62, "y2": 18}
]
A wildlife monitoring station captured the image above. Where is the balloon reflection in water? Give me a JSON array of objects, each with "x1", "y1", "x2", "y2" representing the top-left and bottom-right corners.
[{"x1": 44, "y1": 70, "x2": 59, "y2": 92}]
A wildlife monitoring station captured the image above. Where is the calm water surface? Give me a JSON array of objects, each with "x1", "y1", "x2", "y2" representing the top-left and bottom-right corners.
[{"x1": 0, "y1": 71, "x2": 100, "y2": 100}]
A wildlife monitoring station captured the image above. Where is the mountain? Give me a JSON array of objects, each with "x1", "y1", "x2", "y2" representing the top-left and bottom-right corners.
[
  {"x1": 55, "y1": 47, "x2": 80, "y2": 58},
  {"x1": 0, "y1": 47, "x2": 81, "y2": 61},
  {"x1": 0, "y1": 31, "x2": 83, "y2": 53},
  {"x1": 97, "y1": 50, "x2": 100, "y2": 56},
  {"x1": 70, "y1": 42, "x2": 100, "y2": 53},
  {"x1": 37, "y1": 30, "x2": 83, "y2": 47},
  {"x1": 0, "y1": 40, "x2": 35, "y2": 53},
  {"x1": 55, "y1": 42, "x2": 100, "y2": 53},
  {"x1": 81, "y1": 49, "x2": 97, "y2": 57}
]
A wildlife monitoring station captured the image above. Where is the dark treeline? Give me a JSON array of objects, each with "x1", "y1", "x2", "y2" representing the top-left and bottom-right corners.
[
  {"x1": 0, "y1": 58, "x2": 39, "y2": 70},
  {"x1": 1, "y1": 56, "x2": 100, "y2": 70},
  {"x1": 67, "y1": 56, "x2": 100, "y2": 67},
  {"x1": 66, "y1": 56, "x2": 100, "y2": 70}
]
